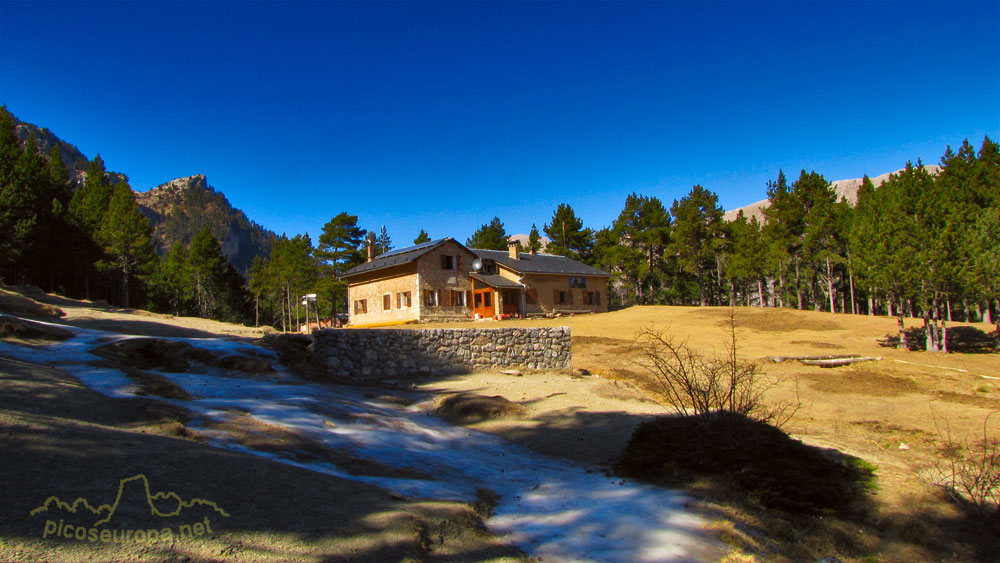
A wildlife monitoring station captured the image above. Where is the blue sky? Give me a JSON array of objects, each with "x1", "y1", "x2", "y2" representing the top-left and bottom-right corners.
[{"x1": 2, "y1": 1, "x2": 998, "y2": 247}]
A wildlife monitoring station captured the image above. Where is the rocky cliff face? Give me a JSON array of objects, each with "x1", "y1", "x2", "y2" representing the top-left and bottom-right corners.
[{"x1": 135, "y1": 175, "x2": 276, "y2": 273}]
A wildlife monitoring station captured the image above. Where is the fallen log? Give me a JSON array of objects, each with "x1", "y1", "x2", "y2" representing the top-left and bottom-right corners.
[
  {"x1": 799, "y1": 356, "x2": 882, "y2": 368},
  {"x1": 767, "y1": 354, "x2": 859, "y2": 363}
]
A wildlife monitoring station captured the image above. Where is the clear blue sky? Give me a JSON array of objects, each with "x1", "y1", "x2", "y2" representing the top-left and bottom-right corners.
[{"x1": 2, "y1": 1, "x2": 998, "y2": 247}]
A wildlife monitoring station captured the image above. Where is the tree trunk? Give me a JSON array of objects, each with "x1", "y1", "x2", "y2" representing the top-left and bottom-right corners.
[
  {"x1": 826, "y1": 256, "x2": 836, "y2": 313},
  {"x1": 946, "y1": 296, "x2": 953, "y2": 323},
  {"x1": 777, "y1": 266, "x2": 785, "y2": 308},
  {"x1": 716, "y1": 256, "x2": 725, "y2": 306},
  {"x1": 985, "y1": 302, "x2": 993, "y2": 325},
  {"x1": 868, "y1": 291, "x2": 874, "y2": 316},
  {"x1": 122, "y1": 270, "x2": 129, "y2": 309},
  {"x1": 849, "y1": 268, "x2": 857, "y2": 314},
  {"x1": 758, "y1": 279, "x2": 765, "y2": 308},
  {"x1": 923, "y1": 310, "x2": 936, "y2": 352},
  {"x1": 897, "y1": 309, "x2": 908, "y2": 350},
  {"x1": 795, "y1": 259, "x2": 803, "y2": 310},
  {"x1": 286, "y1": 286, "x2": 293, "y2": 333},
  {"x1": 940, "y1": 301, "x2": 949, "y2": 354},
  {"x1": 963, "y1": 299, "x2": 970, "y2": 323}
]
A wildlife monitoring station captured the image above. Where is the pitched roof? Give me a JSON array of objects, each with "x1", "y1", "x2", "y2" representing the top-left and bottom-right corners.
[
  {"x1": 471, "y1": 249, "x2": 611, "y2": 277},
  {"x1": 341, "y1": 238, "x2": 462, "y2": 278},
  {"x1": 340, "y1": 237, "x2": 611, "y2": 280}
]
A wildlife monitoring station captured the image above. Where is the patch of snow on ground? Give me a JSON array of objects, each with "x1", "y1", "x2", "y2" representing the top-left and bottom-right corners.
[{"x1": 0, "y1": 318, "x2": 720, "y2": 562}]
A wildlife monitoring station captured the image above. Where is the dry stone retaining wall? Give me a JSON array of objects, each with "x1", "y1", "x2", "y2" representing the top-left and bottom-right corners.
[{"x1": 312, "y1": 327, "x2": 571, "y2": 381}]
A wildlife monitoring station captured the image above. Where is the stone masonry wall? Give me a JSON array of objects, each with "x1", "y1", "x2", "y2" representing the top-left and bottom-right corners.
[{"x1": 312, "y1": 327, "x2": 571, "y2": 381}]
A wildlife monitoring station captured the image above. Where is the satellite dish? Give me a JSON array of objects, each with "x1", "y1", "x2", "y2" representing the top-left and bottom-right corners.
[{"x1": 472, "y1": 258, "x2": 483, "y2": 272}]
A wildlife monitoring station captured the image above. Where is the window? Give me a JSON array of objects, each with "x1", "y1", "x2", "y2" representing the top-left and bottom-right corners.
[
  {"x1": 584, "y1": 291, "x2": 601, "y2": 305},
  {"x1": 353, "y1": 299, "x2": 367, "y2": 314},
  {"x1": 555, "y1": 290, "x2": 568, "y2": 305},
  {"x1": 441, "y1": 255, "x2": 455, "y2": 270},
  {"x1": 569, "y1": 276, "x2": 587, "y2": 289},
  {"x1": 425, "y1": 290, "x2": 438, "y2": 306},
  {"x1": 451, "y1": 290, "x2": 465, "y2": 306},
  {"x1": 483, "y1": 292, "x2": 492, "y2": 307},
  {"x1": 474, "y1": 292, "x2": 483, "y2": 308},
  {"x1": 383, "y1": 294, "x2": 391, "y2": 311},
  {"x1": 397, "y1": 291, "x2": 411, "y2": 308}
]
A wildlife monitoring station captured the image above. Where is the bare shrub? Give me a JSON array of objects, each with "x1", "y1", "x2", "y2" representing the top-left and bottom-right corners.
[
  {"x1": 932, "y1": 410, "x2": 1000, "y2": 526},
  {"x1": 630, "y1": 309, "x2": 798, "y2": 427}
]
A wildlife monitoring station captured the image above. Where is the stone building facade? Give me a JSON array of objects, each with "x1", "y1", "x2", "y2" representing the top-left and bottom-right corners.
[{"x1": 340, "y1": 238, "x2": 610, "y2": 326}]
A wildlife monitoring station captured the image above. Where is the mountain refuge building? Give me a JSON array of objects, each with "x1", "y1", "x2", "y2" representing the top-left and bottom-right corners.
[{"x1": 339, "y1": 238, "x2": 610, "y2": 326}]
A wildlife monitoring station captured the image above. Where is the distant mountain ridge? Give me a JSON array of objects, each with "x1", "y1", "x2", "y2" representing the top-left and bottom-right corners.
[
  {"x1": 13, "y1": 117, "x2": 90, "y2": 176},
  {"x1": 723, "y1": 165, "x2": 943, "y2": 223},
  {"x1": 135, "y1": 175, "x2": 276, "y2": 273},
  {"x1": 12, "y1": 112, "x2": 275, "y2": 273}
]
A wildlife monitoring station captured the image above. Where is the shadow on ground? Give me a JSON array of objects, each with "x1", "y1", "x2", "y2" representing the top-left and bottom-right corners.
[
  {"x1": 880, "y1": 325, "x2": 999, "y2": 353},
  {"x1": 0, "y1": 356, "x2": 524, "y2": 562}
]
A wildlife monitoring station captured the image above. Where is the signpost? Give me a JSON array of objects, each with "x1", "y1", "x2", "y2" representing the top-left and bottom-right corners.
[{"x1": 301, "y1": 293, "x2": 318, "y2": 332}]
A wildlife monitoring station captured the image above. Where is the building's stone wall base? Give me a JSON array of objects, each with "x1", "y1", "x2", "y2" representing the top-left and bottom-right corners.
[{"x1": 312, "y1": 327, "x2": 571, "y2": 381}]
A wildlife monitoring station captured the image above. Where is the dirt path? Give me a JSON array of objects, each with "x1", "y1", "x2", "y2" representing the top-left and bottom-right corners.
[{"x1": 0, "y1": 355, "x2": 524, "y2": 562}]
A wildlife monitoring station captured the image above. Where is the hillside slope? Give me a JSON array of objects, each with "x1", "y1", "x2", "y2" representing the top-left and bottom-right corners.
[{"x1": 10, "y1": 111, "x2": 275, "y2": 274}]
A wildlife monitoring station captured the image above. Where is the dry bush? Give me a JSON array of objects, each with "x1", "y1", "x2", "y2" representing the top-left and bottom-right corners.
[
  {"x1": 932, "y1": 410, "x2": 1000, "y2": 527},
  {"x1": 630, "y1": 309, "x2": 798, "y2": 426}
]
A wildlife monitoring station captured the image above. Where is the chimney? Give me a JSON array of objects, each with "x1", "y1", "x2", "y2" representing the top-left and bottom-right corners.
[
  {"x1": 367, "y1": 240, "x2": 374, "y2": 262},
  {"x1": 508, "y1": 240, "x2": 519, "y2": 260}
]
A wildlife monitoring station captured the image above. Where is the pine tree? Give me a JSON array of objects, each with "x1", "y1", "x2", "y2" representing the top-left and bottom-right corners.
[
  {"x1": 609, "y1": 193, "x2": 671, "y2": 304},
  {"x1": 148, "y1": 241, "x2": 193, "y2": 316},
  {"x1": 466, "y1": 217, "x2": 509, "y2": 250},
  {"x1": 669, "y1": 185, "x2": 725, "y2": 306},
  {"x1": 317, "y1": 213, "x2": 366, "y2": 323},
  {"x1": 543, "y1": 204, "x2": 594, "y2": 262},
  {"x1": 96, "y1": 180, "x2": 155, "y2": 308},
  {"x1": 188, "y1": 227, "x2": 227, "y2": 318},
  {"x1": 726, "y1": 212, "x2": 767, "y2": 306},
  {"x1": 0, "y1": 112, "x2": 42, "y2": 280},
  {"x1": 375, "y1": 225, "x2": 392, "y2": 255},
  {"x1": 413, "y1": 229, "x2": 431, "y2": 245},
  {"x1": 798, "y1": 171, "x2": 843, "y2": 313},
  {"x1": 527, "y1": 224, "x2": 543, "y2": 253},
  {"x1": 70, "y1": 154, "x2": 114, "y2": 232}
]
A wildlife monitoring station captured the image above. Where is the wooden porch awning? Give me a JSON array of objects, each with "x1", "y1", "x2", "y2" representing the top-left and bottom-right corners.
[{"x1": 470, "y1": 273, "x2": 524, "y2": 289}]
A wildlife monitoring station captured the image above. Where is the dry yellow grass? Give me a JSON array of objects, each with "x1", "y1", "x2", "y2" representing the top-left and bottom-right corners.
[{"x1": 423, "y1": 306, "x2": 1000, "y2": 561}]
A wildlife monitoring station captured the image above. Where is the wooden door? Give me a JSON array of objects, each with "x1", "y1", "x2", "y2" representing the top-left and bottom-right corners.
[{"x1": 473, "y1": 288, "x2": 494, "y2": 319}]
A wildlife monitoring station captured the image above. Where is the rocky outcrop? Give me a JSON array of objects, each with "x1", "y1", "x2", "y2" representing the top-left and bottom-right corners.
[{"x1": 135, "y1": 175, "x2": 276, "y2": 273}]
